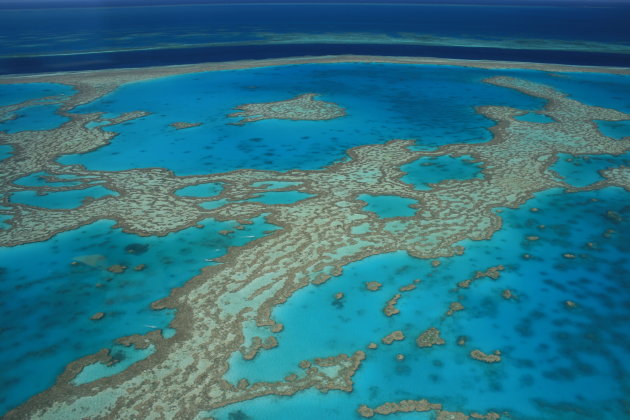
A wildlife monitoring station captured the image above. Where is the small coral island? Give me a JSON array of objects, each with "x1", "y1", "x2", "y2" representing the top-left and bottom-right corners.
[{"x1": 228, "y1": 93, "x2": 346, "y2": 125}]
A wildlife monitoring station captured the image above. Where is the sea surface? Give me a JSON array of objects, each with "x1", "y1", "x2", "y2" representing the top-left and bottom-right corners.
[
  {"x1": 1, "y1": 2, "x2": 630, "y2": 73},
  {"x1": 1, "y1": 2, "x2": 630, "y2": 419},
  {"x1": 2, "y1": 59, "x2": 630, "y2": 419}
]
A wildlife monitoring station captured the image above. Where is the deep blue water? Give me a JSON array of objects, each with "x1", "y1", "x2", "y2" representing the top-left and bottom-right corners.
[
  {"x1": 4, "y1": 44, "x2": 630, "y2": 75},
  {"x1": 1, "y1": 3, "x2": 629, "y2": 74}
]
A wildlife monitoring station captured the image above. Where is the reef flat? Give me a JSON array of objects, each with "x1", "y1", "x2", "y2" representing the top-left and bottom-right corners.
[
  {"x1": 229, "y1": 93, "x2": 346, "y2": 125},
  {"x1": 1, "y1": 56, "x2": 629, "y2": 419}
]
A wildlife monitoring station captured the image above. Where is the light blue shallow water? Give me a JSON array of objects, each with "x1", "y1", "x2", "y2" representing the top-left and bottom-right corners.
[
  {"x1": 551, "y1": 152, "x2": 630, "y2": 187},
  {"x1": 72, "y1": 343, "x2": 156, "y2": 385},
  {"x1": 0, "y1": 83, "x2": 75, "y2": 107},
  {"x1": 57, "y1": 63, "x2": 546, "y2": 175},
  {"x1": 596, "y1": 119, "x2": 630, "y2": 140},
  {"x1": 175, "y1": 182, "x2": 224, "y2": 197},
  {"x1": 251, "y1": 181, "x2": 303, "y2": 189},
  {"x1": 246, "y1": 190, "x2": 314, "y2": 205},
  {"x1": 358, "y1": 194, "x2": 418, "y2": 218},
  {"x1": 9, "y1": 185, "x2": 118, "y2": 209},
  {"x1": 515, "y1": 112, "x2": 555, "y2": 123},
  {"x1": 0, "y1": 214, "x2": 11, "y2": 228},
  {"x1": 400, "y1": 154, "x2": 483, "y2": 190},
  {"x1": 0, "y1": 144, "x2": 11, "y2": 161},
  {"x1": 0, "y1": 215, "x2": 280, "y2": 414},
  {"x1": 0, "y1": 104, "x2": 69, "y2": 133},
  {"x1": 13, "y1": 171, "x2": 85, "y2": 187},
  {"x1": 217, "y1": 187, "x2": 630, "y2": 420}
]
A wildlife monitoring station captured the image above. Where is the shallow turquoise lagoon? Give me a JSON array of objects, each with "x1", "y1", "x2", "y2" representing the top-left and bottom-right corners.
[
  {"x1": 0, "y1": 214, "x2": 11, "y2": 228},
  {"x1": 246, "y1": 190, "x2": 314, "y2": 205},
  {"x1": 0, "y1": 215, "x2": 280, "y2": 414},
  {"x1": 175, "y1": 182, "x2": 224, "y2": 197},
  {"x1": 0, "y1": 104, "x2": 69, "y2": 133},
  {"x1": 72, "y1": 343, "x2": 156, "y2": 385},
  {"x1": 13, "y1": 171, "x2": 87, "y2": 187},
  {"x1": 551, "y1": 152, "x2": 630, "y2": 187},
  {"x1": 515, "y1": 112, "x2": 555, "y2": 123},
  {"x1": 251, "y1": 181, "x2": 303, "y2": 189},
  {"x1": 0, "y1": 144, "x2": 11, "y2": 161},
  {"x1": 9, "y1": 185, "x2": 118, "y2": 209},
  {"x1": 58, "y1": 63, "x2": 547, "y2": 175},
  {"x1": 218, "y1": 187, "x2": 629, "y2": 420},
  {"x1": 0, "y1": 83, "x2": 75, "y2": 107},
  {"x1": 596, "y1": 119, "x2": 630, "y2": 140},
  {"x1": 358, "y1": 194, "x2": 418, "y2": 218},
  {"x1": 400, "y1": 154, "x2": 483, "y2": 190}
]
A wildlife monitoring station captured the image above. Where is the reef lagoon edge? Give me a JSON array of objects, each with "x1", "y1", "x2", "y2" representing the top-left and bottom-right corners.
[{"x1": 2, "y1": 54, "x2": 630, "y2": 82}]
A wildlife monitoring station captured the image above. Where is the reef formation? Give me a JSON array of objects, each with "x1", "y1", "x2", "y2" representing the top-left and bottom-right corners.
[
  {"x1": 0, "y1": 57, "x2": 629, "y2": 419},
  {"x1": 228, "y1": 93, "x2": 346, "y2": 125}
]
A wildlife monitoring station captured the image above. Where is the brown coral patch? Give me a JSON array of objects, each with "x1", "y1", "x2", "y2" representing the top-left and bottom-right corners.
[
  {"x1": 416, "y1": 327, "x2": 445, "y2": 348},
  {"x1": 382, "y1": 330, "x2": 405, "y2": 345},
  {"x1": 470, "y1": 349, "x2": 502, "y2": 363},
  {"x1": 107, "y1": 264, "x2": 127, "y2": 274},
  {"x1": 383, "y1": 293, "x2": 401, "y2": 317},
  {"x1": 90, "y1": 312, "x2": 105, "y2": 321},
  {"x1": 365, "y1": 281, "x2": 382, "y2": 291}
]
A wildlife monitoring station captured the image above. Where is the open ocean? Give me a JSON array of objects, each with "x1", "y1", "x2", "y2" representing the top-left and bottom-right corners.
[
  {"x1": 1, "y1": 1, "x2": 629, "y2": 72},
  {"x1": 1, "y1": 1, "x2": 629, "y2": 419}
]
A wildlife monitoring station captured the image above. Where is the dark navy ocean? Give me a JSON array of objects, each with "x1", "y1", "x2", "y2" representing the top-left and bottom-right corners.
[{"x1": 1, "y1": 1, "x2": 629, "y2": 73}]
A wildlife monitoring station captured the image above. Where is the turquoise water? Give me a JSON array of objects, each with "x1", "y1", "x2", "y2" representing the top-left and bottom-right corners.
[
  {"x1": 551, "y1": 152, "x2": 630, "y2": 187},
  {"x1": 0, "y1": 104, "x2": 69, "y2": 133},
  {"x1": 13, "y1": 171, "x2": 85, "y2": 187},
  {"x1": 199, "y1": 198, "x2": 232, "y2": 210},
  {"x1": 175, "y1": 182, "x2": 224, "y2": 197},
  {"x1": 358, "y1": 194, "x2": 418, "y2": 218},
  {"x1": 515, "y1": 112, "x2": 555, "y2": 123},
  {"x1": 9, "y1": 185, "x2": 118, "y2": 209},
  {"x1": 596, "y1": 119, "x2": 630, "y2": 140},
  {"x1": 1, "y1": 63, "x2": 629, "y2": 418},
  {"x1": 0, "y1": 145, "x2": 11, "y2": 161},
  {"x1": 218, "y1": 187, "x2": 629, "y2": 420},
  {"x1": 247, "y1": 190, "x2": 314, "y2": 205},
  {"x1": 0, "y1": 213, "x2": 11, "y2": 229},
  {"x1": 86, "y1": 120, "x2": 112, "y2": 129},
  {"x1": 0, "y1": 83, "x2": 75, "y2": 107},
  {"x1": 503, "y1": 71, "x2": 630, "y2": 114},
  {"x1": 251, "y1": 181, "x2": 303, "y2": 189},
  {"x1": 72, "y1": 343, "x2": 156, "y2": 385},
  {"x1": 58, "y1": 63, "x2": 545, "y2": 175},
  {"x1": 177, "y1": 184, "x2": 312, "y2": 206},
  {"x1": 401, "y1": 154, "x2": 483, "y2": 190},
  {"x1": 0, "y1": 215, "x2": 280, "y2": 414}
]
